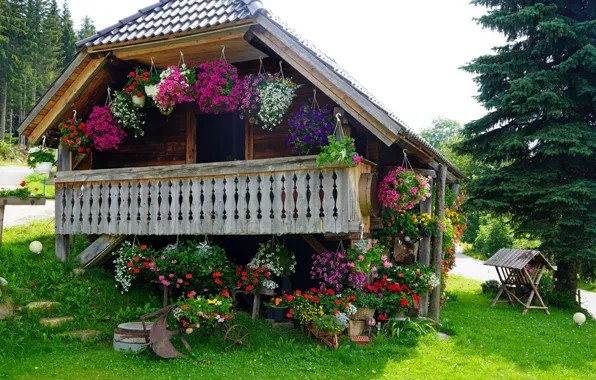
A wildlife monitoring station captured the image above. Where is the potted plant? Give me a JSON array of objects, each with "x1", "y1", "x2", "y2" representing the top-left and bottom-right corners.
[
  {"x1": 316, "y1": 135, "x2": 361, "y2": 167},
  {"x1": 124, "y1": 70, "x2": 149, "y2": 108},
  {"x1": 58, "y1": 118, "x2": 91, "y2": 153},
  {"x1": 237, "y1": 72, "x2": 279, "y2": 124},
  {"x1": 155, "y1": 64, "x2": 196, "y2": 115},
  {"x1": 86, "y1": 105, "x2": 127, "y2": 151},
  {"x1": 134, "y1": 68, "x2": 161, "y2": 98},
  {"x1": 286, "y1": 103, "x2": 334, "y2": 155},
  {"x1": 264, "y1": 297, "x2": 288, "y2": 322},
  {"x1": 248, "y1": 238, "x2": 296, "y2": 293},
  {"x1": 112, "y1": 90, "x2": 146, "y2": 138},
  {"x1": 378, "y1": 167, "x2": 432, "y2": 211},
  {"x1": 173, "y1": 294, "x2": 233, "y2": 329},
  {"x1": 310, "y1": 314, "x2": 347, "y2": 337},
  {"x1": 257, "y1": 76, "x2": 299, "y2": 130},
  {"x1": 27, "y1": 146, "x2": 55, "y2": 173},
  {"x1": 195, "y1": 60, "x2": 242, "y2": 114}
]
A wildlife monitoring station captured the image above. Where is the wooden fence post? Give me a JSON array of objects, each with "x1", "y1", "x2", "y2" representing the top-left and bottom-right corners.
[
  {"x1": 429, "y1": 164, "x2": 446, "y2": 322},
  {"x1": 55, "y1": 142, "x2": 71, "y2": 262},
  {"x1": 419, "y1": 177, "x2": 434, "y2": 317}
]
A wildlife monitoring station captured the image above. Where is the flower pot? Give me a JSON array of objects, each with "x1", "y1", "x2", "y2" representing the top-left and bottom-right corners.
[
  {"x1": 34, "y1": 162, "x2": 53, "y2": 173},
  {"x1": 144, "y1": 85, "x2": 157, "y2": 97},
  {"x1": 348, "y1": 320, "x2": 366, "y2": 336},
  {"x1": 160, "y1": 106, "x2": 174, "y2": 116},
  {"x1": 132, "y1": 94, "x2": 146, "y2": 108},
  {"x1": 351, "y1": 307, "x2": 375, "y2": 321},
  {"x1": 265, "y1": 306, "x2": 288, "y2": 322}
]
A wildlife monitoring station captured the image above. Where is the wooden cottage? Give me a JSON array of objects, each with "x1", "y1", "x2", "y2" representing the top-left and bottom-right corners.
[{"x1": 17, "y1": 0, "x2": 465, "y2": 298}]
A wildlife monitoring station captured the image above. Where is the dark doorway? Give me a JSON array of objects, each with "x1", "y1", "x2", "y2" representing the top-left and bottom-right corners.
[{"x1": 195, "y1": 113, "x2": 245, "y2": 163}]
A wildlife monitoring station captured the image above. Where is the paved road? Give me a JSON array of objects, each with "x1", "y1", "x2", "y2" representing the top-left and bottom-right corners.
[
  {"x1": 451, "y1": 249, "x2": 596, "y2": 317},
  {"x1": 3, "y1": 200, "x2": 55, "y2": 228},
  {"x1": 0, "y1": 165, "x2": 33, "y2": 187}
]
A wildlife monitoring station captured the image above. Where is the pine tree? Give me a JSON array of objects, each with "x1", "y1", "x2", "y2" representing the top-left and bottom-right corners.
[
  {"x1": 459, "y1": 1, "x2": 596, "y2": 296},
  {"x1": 39, "y1": 0, "x2": 62, "y2": 87},
  {"x1": 77, "y1": 15, "x2": 96, "y2": 40},
  {"x1": 59, "y1": 0, "x2": 75, "y2": 66}
]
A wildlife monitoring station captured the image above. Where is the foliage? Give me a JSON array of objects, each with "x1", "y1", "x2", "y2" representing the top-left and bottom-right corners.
[
  {"x1": 380, "y1": 317, "x2": 436, "y2": 344},
  {"x1": 111, "y1": 90, "x2": 145, "y2": 138},
  {"x1": 235, "y1": 265, "x2": 272, "y2": 294},
  {"x1": 316, "y1": 135, "x2": 359, "y2": 167},
  {"x1": 58, "y1": 118, "x2": 90, "y2": 153},
  {"x1": 310, "y1": 251, "x2": 352, "y2": 293},
  {"x1": 378, "y1": 167, "x2": 431, "y2": 211},
  {"x1": 85, "y1": 105, "x2": 126, "y2": 151},
  {"x1": 237, "y1": 72, "x2": 278, "y2": 122},
  {"x1": 257, "y1": 77, "x2": 298, "y2": 130},
  {"x1": 312, "y1": 314, "x2": 345, "y2": 334},
  {"x1": 473, "y1": 217, "x2": 513, "y2": 257},
  {"x1": 248, "y1": 238, "x2": 296, "y2": 277},
  {"x1": 480, "y1": 279, "x2": 500, "y2": 294},
  {"x1": 377, "y1": 265, "x2": 439, "y2": 296},
  {"x1": 26, "y1": 146, "x2": 55, "y2": 169},
  {"x1": 76, "y1": 16, "x2": 96, "y2": 40},
  {"x1": 24, "y1": 172, "x2": 54, "y2": 197},
  {"x1": 194, "y1": 60, "x2": 242, "y2": 114},
  {"x1": 0, "y1": 141, "x2": 24, "y2": 164},
  {"x1": 174, "y1": 294, "x2": 232, "y2": 328},
  {"x1": 346, "y1": 240, "x2": 385, "y2": 274},
  {"x1": 374, "y1": 209, "x2": 439, "y2": 246},
  {"x1": 419, "y1": 117, "x2": 463, "y2": 149},
  {"x1": 286, "y1": 103, "x2": 334, "y2": 155},
  {"x1": 155, "y1": 64, "x2": 195, "y2": 113},
  {"x1": 458, "y1": 0, "x2": 596, "y2": 293},
  {"x1": 0, "y1": 180, "x2": 31, "y2": 199},
  {"x1": 123, "y1": 70, "x2": 148, "y2": 100},
  {"x1": 264, "y1": 297, "x2": 287, "y2": 308}
]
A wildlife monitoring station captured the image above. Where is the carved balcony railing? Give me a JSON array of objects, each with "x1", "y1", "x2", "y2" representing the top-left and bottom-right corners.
[{"x1": 52, "y1": 156, "x2": 376, "y2": 236}]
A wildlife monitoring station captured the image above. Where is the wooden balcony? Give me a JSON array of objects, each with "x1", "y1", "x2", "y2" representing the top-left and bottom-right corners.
[{"x1": 52, "y1": 156, "x2": 376, "y2": 236}]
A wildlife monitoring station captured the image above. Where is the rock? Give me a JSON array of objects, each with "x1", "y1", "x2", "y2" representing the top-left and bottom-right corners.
[
  {"x1": 0, "y1": 277, "x2": 7, "y2": 287},
  {"x1": 58, "y1": 329, "x2": 101, "y2": 341},
  {"x1": 0, "y1": 298, "x2": 14, "y2": 320},
  {"x1": 39, "y1": 316, "x2": 73, "y2": 327},
  {"x1": 437, "y1": 332, "x2": 451, "y2": 340},
  {"x1": 72, "y1": 268, "x2": 85, "y2": 276},
  {"x1": 26, "y1": 301, "x2": 60, "y2": 311}
]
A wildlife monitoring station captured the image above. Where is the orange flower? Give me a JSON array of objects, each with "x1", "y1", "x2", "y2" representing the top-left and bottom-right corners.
[
  {"x1": 186, "y1": 273, "x2": 192, "y2": 279},
  {"x1": 139, "y1": 245, "x2": 147, "y2": 251}
]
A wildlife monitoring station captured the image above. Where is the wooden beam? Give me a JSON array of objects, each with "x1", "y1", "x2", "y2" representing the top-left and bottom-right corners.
[
  {"x1": 72, "y1": 153, "x2": 89, "y2": 170},
  {"x1": 78, "y1": 235, "x2": 126, "y2": 268},
  {"x1": 245, "y1": 120, "x2": 254, "y2": 160},
  {"x1": 251, "y1": 20, "x2": 400, "y2": 146},
  {"x1": 28, "y1": 54, "x2": 110, "y2": 144},
  {"x1": 429, "y1": 165, "x2": 446, "y2": 323},
  {"x1": 301, "y1": 235, "x2": 327, "y2": 254},
  {"x1": 186, "y1": 110, "x2": 197, "y2": 164},
  {"x1": 17, "y1": 53, "x2": 88, "y2": 135},
  {"x1": 55, "y1": 143, "x2": 71, "y2": 262}
]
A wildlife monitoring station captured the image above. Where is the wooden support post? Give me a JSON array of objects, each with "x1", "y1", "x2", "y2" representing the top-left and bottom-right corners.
[
  {"x1": 451, "y1": 183, "x2": 461, "y2": 198},
  {"x1": 0, "y1": 205, "x2": 5, "y2": 247},
  {"x1": 55, "y1": 143, "x2": 71, "y2": 262},
  {"x1": 429, "y1": 164, "x2": 446, "y2": 322},
  {"x1": 418, "y1": 177, "x2": 434, "y2": 317}
]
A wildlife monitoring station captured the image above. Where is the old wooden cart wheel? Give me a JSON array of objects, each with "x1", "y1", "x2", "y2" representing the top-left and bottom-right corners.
[{"x1": 223, "y1": 324, "x2": 250, "y2": 352}]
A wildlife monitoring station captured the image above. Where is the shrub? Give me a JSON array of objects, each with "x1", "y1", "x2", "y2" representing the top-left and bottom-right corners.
[
  {"x1": 24, "y1": 173, "x2": 55, "y2": 197},
  {"x1": 481, "y1": 279, "x2": 500, "y2": 294},
  {"x1": 474, "y1": 217, "x2": 513, "y2": 257}
]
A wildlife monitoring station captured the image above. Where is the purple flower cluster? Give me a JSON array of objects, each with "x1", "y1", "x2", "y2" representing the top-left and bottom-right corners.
[
  {"x1": 310, "y1": 251, "x2": 350, "y2": 293},
  {"x1": 86, "y1": 106, "x2": 126, "y2": 151},
  {"x1": 286, "y1": 103, "x2": 334, "y2": 155},
  {"x1": 195, "y1": 60, "x2": 242, "y2": 114},
  {"x1": 155, "y1": 66, "x2": 194, "y2": 112},
  {"x1": 237, "y1": 73, "x2": 279, "y2": 121}
]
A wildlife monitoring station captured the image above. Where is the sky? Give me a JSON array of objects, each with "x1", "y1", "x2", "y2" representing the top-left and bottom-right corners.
[{"x1": 68, "y1": 0, "x2": 506, "y2": 132}]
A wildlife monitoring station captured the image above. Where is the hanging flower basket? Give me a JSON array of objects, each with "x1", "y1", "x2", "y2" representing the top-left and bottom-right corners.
[
  {"x1": 58, "y1": 118, "x2": 91, "y2": 153},
  {"x1": 195, "y1": 60, "x2": 241, "y2": 114},
  {"x1": 378, "y1": 167, "x2": 432, "y2": 211},
  {"x1": 237, "y1": 72, "x2": 279, "y2": 123},
  {"x1": 145, "y1": 85, "x2": 158, "y2": 97},
  {"x1": 257, "y1": 77, "x2": 299, "y2": 130},
  {"x1": 112, "y1": 90, "x2": 146, "y2": 138},
  {"x1": 132, "y1": 93, "x2": 146, "y2": 108},
  {"x1": 27, "y1": 145, "x2": 55, "y2": 171},
  {"x1": 286, "y1": 103, "x2": 334, "y2": 155},
  {"x1": 316, "y1": 135, "x2": 360, "y2": 167},
  {"x1": 155, "y1": 64, "x2": 196, "y2": 115},
  {"x1": 86, "y1": 105, "x2": 127, "y2": 151}
]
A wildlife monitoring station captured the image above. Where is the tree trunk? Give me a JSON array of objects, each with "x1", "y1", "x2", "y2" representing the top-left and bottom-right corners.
[
  {"x1": 1, "y1": 82, "x2": 7, "y2": 141},
  {"x1": 9, "y1": 108, "x2": 13, "y2": 143},
  {"x1": 429, "y1": 165, "x2": 447, "y2": 323},
  {"x1": 555, "y1": 260, "x2": 578, "y2": 295}
]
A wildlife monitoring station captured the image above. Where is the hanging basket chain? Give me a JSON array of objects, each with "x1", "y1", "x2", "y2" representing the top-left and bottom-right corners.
[
  {"x1": 105, "y1": 86, "x2": 113, "y2": 107},
  {"x1": 178, "y1": 51, "x2": 185, "y2": 68},
  {"x1": 279, "y1": 61, "x2": 285, "y2": 81},
  {"x1": 220, "y1": 45, "x2": 227, "y2": 63},
  {"x1": 311, "y1": 89, "x2": 320, "y2": 111},
  {"x1": 258, "y1": 56, "x2": 265, "y2": 75},
  {"x1": 333, "y1": 113, "x2": 344, "y2": 140},
  {"x1": 401, "y1": 149, "x2": 414, "y2": 172},
  {"x1": 150, "y1": 56, "x2": 157, "y2": 75}
]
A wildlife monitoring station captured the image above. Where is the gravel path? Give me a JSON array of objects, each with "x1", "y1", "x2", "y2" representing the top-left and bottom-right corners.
[
  {"x1": 3, "y1": 200, "x2": 55, "y2": 228},
  {"x1": 451, "y1": 248, "x2": 596, "y2": 317}
]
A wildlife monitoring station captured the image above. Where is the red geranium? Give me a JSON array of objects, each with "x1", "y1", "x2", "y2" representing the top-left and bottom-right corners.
[{"x1": 400, "y1": 298, "x2": 409, "y2": 307}]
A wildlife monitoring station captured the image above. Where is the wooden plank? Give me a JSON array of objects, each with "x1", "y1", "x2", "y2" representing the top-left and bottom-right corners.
[
  {"x1": 78, "y1": 235, "x2": 126, "y2": 268},
  {"x1": 306, "y1": 169, "x2": 322, "y2": 233},
  {"x1": 258, "y1": 174, "x2": 272, "y2": 234},
  {"x1": 169, "y1": 179, "x2": 180, "y2": 235},
  {"x1": 235, "y1": 174, "x2": 249, "y2": 234},
  {"x1": 223, "y1": 176, "x2": 236, "y2": 234},
  {"x1": 127, "y1": 182, "x2": 139, "y2": 235},
  {"x1": 17, "y1": 53, "x2": 88, "y2": 135},
  {"x1": 294, "y1": 172, "x2": 308, "y2": 234},
  {"x1": 246, "y1": 174, "x2": 260, "y2": 234},
  {"x1": 179, "y1": 179, "x2": 191, "y2": 235},
  {"x1": 28, "y1": 54, "x2": 110, "y2": 144},
  {"x1": 321, "y1": 169, "x2": 336, "y2": 233},
  {"x1": 301, "y1": 235, "x2": 327, "y2": 254},
  {"x1": 190, "y1": 178, "x2": 201, "y2": 234},
  {"x1": 281, "y1": 172, "x2": 294, "y2": 234},
  {"x1": 245, "y1": 120, "x2": 254, "y2": 160},
  {"x1": 138, "y1": 181, "x2": 150, "y2": 235},
  {"x1": 81, "y1": 183, "x2": 92, "y2": 234},
  {"x1": 186, "y1": 110, "x2": 197, "y2": 164},
  {"x1": 63, "y1": 185, "x2": 74, "y2": 235},
  {"x1": 72, "y1": 184, "x2": 82, "y2": 234},
  {"x1": 271, "y1": 172, "x2": 284, "y2": 235},
  {"x1": 158, "y1": 180, "x2": 170, "y2": 235},
  {"x1": 200, "y1": 178, "x2": 215, "y2": 235},
  {"x1": 108, "y1": 182, "x2": 120, "y2": 234},
  {"x1": 55, "y1": 186, "x2": 65, "y2": 234}
]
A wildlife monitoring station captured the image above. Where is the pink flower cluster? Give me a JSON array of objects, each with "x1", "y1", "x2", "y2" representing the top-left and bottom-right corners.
[
  {"x1": 237, "y1": 73, "x2": 279, "y2": 120},
  {"x1": 155, "y1": 66, "x2": 194, "y2": 112},
  {"x1": 378, "y1": 166, "x2": 432, "y2": 211},
  {"x1": 86, "y1": 106, "x2": 126, "y2": 151},
  {"x1": 195, "y1": 60, "x2": 242, "y2": 114}
]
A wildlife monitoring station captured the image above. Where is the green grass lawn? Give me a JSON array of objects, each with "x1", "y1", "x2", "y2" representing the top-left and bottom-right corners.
[{"x1": 1, "y1": 222, "x2": 596, "y2": 379}]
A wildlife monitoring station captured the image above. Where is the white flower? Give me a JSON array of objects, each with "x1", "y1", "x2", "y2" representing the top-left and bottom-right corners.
[{"x1": 262, "y1": 279, "x2": 278, "y2": 290}]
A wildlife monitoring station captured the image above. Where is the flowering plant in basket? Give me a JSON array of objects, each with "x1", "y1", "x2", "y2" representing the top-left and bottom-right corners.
[
  {"x1": 378, "y1": 167, "x2": 431, "y2": 211},
  {"x1": 235, "y1": 265, "x2": 272, "y2": 294},
  {"x1": 58, "y1": 118, "x2": 91, "y2": 153},
  {"x1": 124, "y1": 70, "x2": 150, "y2": 107},
  {"x1": 347, "y1": 240, "x2": 385, "y2": 274},
  {"x1": 113, "y1": 241, "x2": 155, "y2": 293},
  {"x1": 237, "y1": 72, "x2": 279, "y2": 122},
  {"x1": 0, "y1": 181, "x2": 32, "y2": 200},
  {"x1": 316, "y1": 135, "x2": 360, "y2": 167},
  {"x1": 248, "y1": 238, "x2": 296, "y2": 277},
  {"x1": 174, "y1": 294, "x2": 232, "y2": 328},
  {"x1": 195, "y1": 60, "x2": 242, "y2": 114},
  {"x1": 27, "y1": 146, "x2": 55, "y2": 169},
  {"x1": 374, "y1": 209, "x2": 441, "y2": 247},
  {"x1": 86, "y1": 105, "x2": 127, "y2": 151},
  {"x1": 257, "y1": 77, "x2": 299, "y2": 130},
  {"x1": 155, "y1": 64, "x2": 196, "y2": 114},
  {"x1": 112, "y1": 90, "x2": 146, "y2": 137},
  {"x1": 286, "y1": 103, "x2": 334, "y2": 155},
  {"x1": 312, "y1": 314, "x2": 346, "y2": 335}
]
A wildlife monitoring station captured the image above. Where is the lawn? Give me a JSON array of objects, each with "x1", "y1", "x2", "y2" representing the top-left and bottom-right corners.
[{"x1": 1, "y1": 222, "x2": 595, "y2": 379}]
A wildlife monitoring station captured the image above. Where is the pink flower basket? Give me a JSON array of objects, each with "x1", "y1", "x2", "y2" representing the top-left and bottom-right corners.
[{"x1": 378, "y1": 167, "x2": 432, "y2": 211}]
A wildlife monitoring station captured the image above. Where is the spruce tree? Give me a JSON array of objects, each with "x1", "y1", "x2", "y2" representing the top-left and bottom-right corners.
[
  {"x1": 59, "y1": 0, "x2": 75, "y2": 66},
  {"x1": 77, "y1": 15, "x2": 96, "y2": 40},
  {"x1": 39, "y1": 0, "x2": 62, "y2": 90},
  {"x1": 459, "y1": 1, "x2": 596, "y2": 296}
]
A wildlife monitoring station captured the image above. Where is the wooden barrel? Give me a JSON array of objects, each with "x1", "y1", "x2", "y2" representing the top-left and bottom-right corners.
[{"x1": 358, "y1": 173, "x2": 379, "y2": 217}]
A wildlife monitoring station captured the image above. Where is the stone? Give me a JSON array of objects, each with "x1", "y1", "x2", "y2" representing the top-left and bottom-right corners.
[
  {"x1": 72, "y1": 268, "x2": 85, "y2": 276},
  {"x1": 437, "y1": 332, "x2": 451, "y2": 340},
  {"x1": 0, "y1": 298, "x2": 14, "y2": 320},
  {"x1": 26, "y1": 301, "x2": 60, "y2": 311},
  {"x1": 0, "y1": 277, "x2": 7, "y2": 287},
  {"x1": 58, "y1": 329, "x2": 101, "y2": 341},
  {"x1": 39, "y1": 316, "x2": 73, "y2": 328}
]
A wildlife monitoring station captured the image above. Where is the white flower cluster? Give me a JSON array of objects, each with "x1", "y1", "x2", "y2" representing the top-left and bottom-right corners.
[
  {"x1": 215, "y1": 314, "x2": 226, "y2": 323},
  {"x1": 172, "y1": 307, "x2": 184, "y2": 321},
  {"x1": 345, "y1": 302, "x2": 357, "y2": 315},
  {"x1": 257, "y1": 78, "x2": 297, "y2": 130},
  {"x1": 113, "y1": 241, "x2": 144, "y2": 294},
  {"x1": 248, "y1": 239, "x2": 296, "y2": 277},
  {"x1": 262, "y1": 279, "x2": 279, "y2": 290},
  {"x1": 335, "y1": 312, "x2": 349, "y2": 327},
  {"x1": 426, "y1": 273, "x2": 441, "y2": 288},
  {"x1": 112, "y1": 90, "x2": 146, "y2": 137}
]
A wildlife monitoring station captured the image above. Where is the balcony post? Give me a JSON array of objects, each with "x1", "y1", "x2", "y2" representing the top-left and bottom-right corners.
[{"x1": 56, "y1": 142, "x2": 71, "y2": 262}]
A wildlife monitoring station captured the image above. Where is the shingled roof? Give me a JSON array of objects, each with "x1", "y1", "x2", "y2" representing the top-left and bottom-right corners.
[{"x1": 26, "y1": 0, "x2": 466, "y2": 180}]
